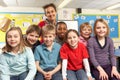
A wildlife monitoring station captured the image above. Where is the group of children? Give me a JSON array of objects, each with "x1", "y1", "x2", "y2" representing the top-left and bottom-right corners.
[
  {"x1": 0, "y1": 18, "x2": 120, "y2": 80},
  {"x1": 0, "y1": 3, "x2": 120, "y2": 80}
]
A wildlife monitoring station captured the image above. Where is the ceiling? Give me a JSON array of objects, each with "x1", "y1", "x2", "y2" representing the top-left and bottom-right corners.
[{"x1": 0, "y1": 0, "x2": 120, "y2": 10}]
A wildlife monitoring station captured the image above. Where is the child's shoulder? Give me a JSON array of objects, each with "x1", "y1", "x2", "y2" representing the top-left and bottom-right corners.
[
  {"x1": 89, "y1": 36, "x2": 96, "y2": 39},
  {"x1": 53, "y1": 42, "x2": 61, "y2": 49},
  {"x1": 23, "y1": 47, "x2": 33, "y2": 53},
  {"x1": 106, "y1": 36, "x2": 112, "y2": 39},
  {"x1": 78, "y1": 42, "x2": 87, "y2": 48},
  {"x1": 54, "y1": 42, "x2": 61, "y2": 46},
  {"x1": 106, "y1": 36, "x2": 113, "y2": 42},
  {"x1": 0, "y1": 52, "x2": 9, "y2": 59},
  {"x1": 24, "y1": 46, "x2": 32, "y2": 50},
  {"x1": 88, "y1": 36, "x2": 96, "y2": 41},
  {"x1": 61, "y1": 43, "x2": 70, "y2": 49},
  {"x1": 35, "y1": 44, "x2": 42, "y2": 48},
  {"x1": 0, "y1": 53, "x2": 5, "y2": 60}
]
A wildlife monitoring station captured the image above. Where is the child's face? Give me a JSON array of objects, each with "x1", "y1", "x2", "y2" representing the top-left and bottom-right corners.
[
  {"x1": 45, "y1": 6, "x2": 57, "y2": 21},
  {"x1": 67, "y1": 31, "x2": 79, "y2": 49},
  {"x1": 95, "y1": 22, "x2": 107, "y2": 38},
  {"x1": 56, "y1": 24, "x2": 67, "y2": 39},
  {"x1": 7, "y1": 30, "x2": 20, "y2": 48},
  {"x1": 43, "y1": 33, "x2": 55, "y2": 47},
  {"x1": 26, "y1": 31, "x2": 39, "y2": 45},
  {"x1": 81, "y1": 26, "x2": 92, "y2": 39}
]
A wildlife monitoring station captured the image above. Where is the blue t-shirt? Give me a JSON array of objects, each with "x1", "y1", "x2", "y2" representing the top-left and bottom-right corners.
[{"x1": 34, "y1": 42, "x2": 61, "y2": 69}]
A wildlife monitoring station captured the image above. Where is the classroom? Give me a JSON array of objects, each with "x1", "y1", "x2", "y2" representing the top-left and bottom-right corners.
[
  {"x1": 0, "y1": 0, "x2": 120, "y2": 48},
  {"x1": 0, "y1": 0, "x2": 120, "y2": 80}
]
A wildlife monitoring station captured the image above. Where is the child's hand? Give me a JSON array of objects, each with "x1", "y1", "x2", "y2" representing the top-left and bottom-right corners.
[
  {"x1": 44, "y1": 71, "x2": 54, "y2": 80},
  {"x1": 88, "y1": 76, "x2": 93, "y2": 80},
  {"x1": 43, "y1": 72, "x2": 51, "y2": 80},
  {"x1": 97, "y1": 66, "x2": 108, "y2": 80},
  {"x1": 44, "y1": 74, "x2": 51, "y2": 80},
  {"x1": 99, "y1": 70, "x2": 108, "y2": 80},
  {"x1": 111, "y1": 66, "x2": 120, "y2": 79},
  {"x1": 44, "y1": 79, "x2": 51, "y2": 80},
  {"x1": 63, "y1": 78, "x2": 67, "y2": 80}
]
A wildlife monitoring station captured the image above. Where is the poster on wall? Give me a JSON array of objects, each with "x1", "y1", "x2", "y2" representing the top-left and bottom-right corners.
[
  {"x1": 0, "y1": 12, "x2": 44, "y2": 43},
  {"x1": 74, "y1": 14, "x2": 119, "y2": 38}
]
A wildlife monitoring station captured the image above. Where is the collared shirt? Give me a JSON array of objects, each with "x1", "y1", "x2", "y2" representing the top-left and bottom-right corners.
[
  {"x1": 34, "y1": 42, "x2": 61, "y2": 69},
  {"x1": 0, "y1": 47, "x2": 36, "y2": 80}
]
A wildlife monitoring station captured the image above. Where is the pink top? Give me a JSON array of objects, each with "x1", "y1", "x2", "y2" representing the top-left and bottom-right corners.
[{"x1": 79, "y1": 36, "x2": 87, "y2": 46}]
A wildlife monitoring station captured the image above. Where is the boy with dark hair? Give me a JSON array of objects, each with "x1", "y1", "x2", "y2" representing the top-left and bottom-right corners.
[{"x1": 24, "y1": 24, "x2": 41, "y2": 52}]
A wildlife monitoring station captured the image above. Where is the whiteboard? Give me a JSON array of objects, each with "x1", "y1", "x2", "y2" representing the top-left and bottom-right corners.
[{"x1": 58, "y1": 20, "x2": 78, "y2": 32}]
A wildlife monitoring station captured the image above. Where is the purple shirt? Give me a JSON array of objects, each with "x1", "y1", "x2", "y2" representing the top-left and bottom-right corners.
[{"x1": 87, "y1": 36, "x2": 116, "y2": 68}]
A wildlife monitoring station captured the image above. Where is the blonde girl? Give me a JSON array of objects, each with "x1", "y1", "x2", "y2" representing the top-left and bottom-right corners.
[
  {"x1": 88, "y1": 18, "x2": 120, "y2": 80},
  {"x1": 0, "y1": 27, "x2": 36, "y2": 80}
]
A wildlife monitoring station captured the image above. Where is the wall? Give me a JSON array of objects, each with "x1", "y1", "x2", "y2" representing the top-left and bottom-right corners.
[
  {"x1": 82, "y1": 9, "x2": 120, "y2": 14},
  {"x1": 0, "y1": 7, "x2": 45, "y2": 49},
  {"x1": 58, "y1": 8, "x2": 120, "y2": 49},
  {"x1": 82, "y1": 9, "x2": 120, "y2": 49},
  {"x1": 58, "y1": 8, "x2": 76, "y2": 20},
  {"x1": 0, "y1": 7, "x2": 44, "y2": 12},
  {"x1": 0, "y1": 7, "x2": 120, "y2": 49}
]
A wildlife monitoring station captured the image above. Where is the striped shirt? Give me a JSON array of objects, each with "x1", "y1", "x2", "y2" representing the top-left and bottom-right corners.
[{"x1": 87, "y1": 36, "x2": 116, "y2": 68}]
